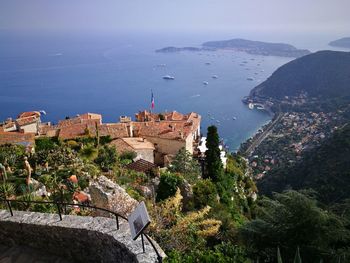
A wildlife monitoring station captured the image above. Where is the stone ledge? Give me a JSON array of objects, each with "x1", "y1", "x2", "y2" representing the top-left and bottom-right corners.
[{"x1": 0, "y1": 209, "x2": 165, "y2": 263}]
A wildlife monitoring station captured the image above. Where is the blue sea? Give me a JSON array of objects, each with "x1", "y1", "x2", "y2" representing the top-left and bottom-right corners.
[{"x1": 0, "y1": 31, "x2": 345, "y2": 151}]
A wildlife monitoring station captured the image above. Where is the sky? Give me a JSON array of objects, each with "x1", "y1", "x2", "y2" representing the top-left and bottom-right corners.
[{"x1": 0, "y1": 0, "x2": 349, "y2": 35}]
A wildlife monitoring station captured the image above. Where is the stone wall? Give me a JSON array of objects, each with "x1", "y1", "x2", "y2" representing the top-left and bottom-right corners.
[{"x1": 0, "y1": 209, "x2": 165, "y2": 263}]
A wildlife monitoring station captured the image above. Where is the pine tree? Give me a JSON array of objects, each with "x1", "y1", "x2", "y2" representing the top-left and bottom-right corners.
[{"x1": 205, "y1": 125, "x2": 223, "y2": 182}]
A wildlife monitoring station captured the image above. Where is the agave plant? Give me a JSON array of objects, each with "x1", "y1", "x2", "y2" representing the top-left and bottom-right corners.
[{"x1": 0, "y1": 183, "x2": 16, "y2": 198}]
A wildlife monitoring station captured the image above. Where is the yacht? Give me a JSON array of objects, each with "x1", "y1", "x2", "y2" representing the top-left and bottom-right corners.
[
  {"x1": 203, "y1": 81, "x2": 209, "y2": 85},
  {"x1": 248, "y1": 103, "x2": 254, "y2": 110},
  {"x1": 163, "y1": 75, "x2": 175, "y2": 80},
  {"x1": 212, "y1": 75, "x2": 218, "y2": 79}
]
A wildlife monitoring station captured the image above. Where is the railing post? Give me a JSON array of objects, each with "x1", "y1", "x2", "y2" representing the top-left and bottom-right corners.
[
  {"x1": 6, "y1": 200, "x2": 13, "y2": 216},
  {"x1": 56, "y1": 203, "x2": 62, "y2": 221},
  {"x1": 141, "y1": 233, "x2": 145, "y2": 253},
  {"x1": 116, "y1": 215, "x2": 119, "y2": 230}
]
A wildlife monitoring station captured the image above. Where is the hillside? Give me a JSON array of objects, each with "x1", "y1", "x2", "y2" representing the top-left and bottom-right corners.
[
  {"x1": 202, "y1": 38, "x2": 310, "y2": 57},
  {"x1": 329, "y1": 37, "x2": 350, "y2": 48},
  {"x1": 250, "y1": 50, "x2": 350, "y2": 103},
  {"x1": 258, "y1": 123, "x2": 350, "y2": 204}
]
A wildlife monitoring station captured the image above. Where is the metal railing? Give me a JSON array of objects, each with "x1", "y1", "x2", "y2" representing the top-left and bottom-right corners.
[{"x1": 0, "y1": 198, "x2": 163, "y2": 263}]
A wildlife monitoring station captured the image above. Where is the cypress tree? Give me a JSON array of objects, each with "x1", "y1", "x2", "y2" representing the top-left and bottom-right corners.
[
  {"x1": 277, "y1": 247, "x2": 283, "y2": 263},
  {"x1": 293, "y1": 247, "x2": 302, "y2": 263},
  {"x1": 205, "y1": 125, "x2": 223, "y2": 182}
]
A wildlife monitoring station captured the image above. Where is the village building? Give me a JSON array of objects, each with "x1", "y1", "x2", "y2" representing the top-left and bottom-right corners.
[
  {"x1": 0, "y1": 131, "x2": 35, "y2": 152},
  {"x1": 131, "y1": 110, "x2": 201, "y2": 165},
  {"x1": 110, "y1": 137, "x2": 155, "y2": 163},
  {"x1": 15, "y1": 111, "x2": 41, "y2": 134},
  {"x1": 1, "y1": 109, "x2": 202, "y2": 167}
]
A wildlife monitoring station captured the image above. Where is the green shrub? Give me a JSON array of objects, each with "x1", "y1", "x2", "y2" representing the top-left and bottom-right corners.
[
  {"x1": 193, "y1": 179, "x2": 218, "y2": 209},
  {"x1": 35, "y1": 137, "x2": 58, "y2": 151},
  {"x1": 94, "y1": 145, "x2": 118, "y2": 171},
  {"x1": 156, "y1": 172, "x2": 183, "y2": 202}
]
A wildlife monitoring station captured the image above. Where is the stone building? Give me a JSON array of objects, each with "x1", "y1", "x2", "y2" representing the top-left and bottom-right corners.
[
  {"x1": 110, "y1": 137, "x2": 155, "y2": 163},
  {"x1": 15, "y1": 111, "x2": 41, "y2": 134}
]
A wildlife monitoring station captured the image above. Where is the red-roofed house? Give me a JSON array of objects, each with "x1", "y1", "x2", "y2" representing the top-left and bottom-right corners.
[
  {"x1": 0, "y1": 131, "x2": 35, "y2": 152},
  {"x1": 110, "y1": 137, "x2": 155, "y2": 163},
  {"x1": 15, "y1": 111, "x2": 41, "y2": 134}
]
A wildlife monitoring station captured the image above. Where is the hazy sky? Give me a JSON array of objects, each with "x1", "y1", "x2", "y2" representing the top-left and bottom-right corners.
[{"x1": 1, "y1": 0, "x2": 349, "y2": 34}]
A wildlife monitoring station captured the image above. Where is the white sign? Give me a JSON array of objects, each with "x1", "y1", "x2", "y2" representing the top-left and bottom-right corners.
[{"x1": 128, "y1": 201, "x2": 151, "y2": 240}]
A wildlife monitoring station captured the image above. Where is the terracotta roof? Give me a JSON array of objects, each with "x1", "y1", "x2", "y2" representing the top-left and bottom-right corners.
[
  {"x1": 18, "y1": 111, "x2": 41, "y2": 119},
  {"x1": 109, "y1": 138, "x2": 134, "y2": 153},
  {"x1": 58, "y1": 113, "x2": 101, "y2": 127},
  {"x1": 16, "y1": 116, "x2": 39, "y2": 126},
  {"x1": 110, "y1": 137, "x2": 155, "y2": 153},
  {"x1": 58, "y1": 123, "x2": 94, "y2": 139},
  {"x1": 0, "y1": 131, "x2": 35, "y2": 146},
  {"x1": 125, "y1": 159, "x2": 156, "y2": 173},
  {"x1": 132, "y1": 119, "x2": 199, "y2": 141},
  {"x1": 58, "y1": 122, "x2": 129, "y2": 140},
  {"x1": 98, "y1": 123, "x2": 129, "y2": 138}
]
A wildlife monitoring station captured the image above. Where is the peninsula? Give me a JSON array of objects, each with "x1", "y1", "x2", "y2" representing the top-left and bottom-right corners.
[
  {"x1": 329, "y1": 37, "x2": 350, "y2": 48},
  {"x1": 156, "y1": 38, "x2": 311, "y2": 58}
]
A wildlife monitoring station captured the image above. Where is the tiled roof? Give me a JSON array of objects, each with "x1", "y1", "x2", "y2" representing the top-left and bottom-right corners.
[
  {"x1": 98, "y1": 123, "x2": 129, "y2": 138},
  {"x1": 17, "y1": 111, "x2": 40, "y2": 119},
  {"x1": 125, "y1": 159, "x2": 156, "y2": 173},
  {"x1": 0, "y1": 131, "x2": 35, "y2": 146},
  {"x1": 110, "y1": 139, "x2": 133, "y2": 153},
  {"x1": 58, "y1": 123, "x2": 94, "y2": 139},
  {"x1": 16, "y1": 116, "x2": 39, "y2": 127},
  {"x1": 122, "y1": 137, "x2": 155, "y2": 150},
  {"x1": 58, "y1": 113, "x2": 101, "y2": 128},
  {"x1": 110, "y1": 137, "x2": 155, "y2": 153},
  {"x1": 58, "y1": 122, "x2": 129, "y2": 140},
  {"x1": 132, "y1": 119, "x2": 199, "y2": 141}
]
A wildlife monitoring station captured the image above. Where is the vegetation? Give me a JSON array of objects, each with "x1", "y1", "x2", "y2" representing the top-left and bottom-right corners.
[
  {"x1": 258, "y1": 124, "x2": 350, "y2": 204},
  {"x1": 156, "y1": 172, "x2": 183, "y2": 202},
  {"x1": 240, "y1": 190, "x2": 350, "y2": 262},
  {"x1": 2, "y1": 121, "x2": 349, "y2": 262},
  {"x1": 169, "y1": 147, "x2": 201, "y2": 184},
  {"x1": 205, "y1": 125, "x2": 223, "y2": 182}
]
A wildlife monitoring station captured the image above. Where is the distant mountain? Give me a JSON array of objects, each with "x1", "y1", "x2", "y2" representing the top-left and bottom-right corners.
[
  {"x1": 156, "y1": 38, "x2": 311, "y2": 58},
  {"x1": 250, "y1": 51, "x2": 350, "y2": 102},
  {"x1": 258, "y1": 124, "x2": 350, "y2": 204},
  {"x1": 202, "y1": 38, "x2": 311, "y2": 58},
  {"x1": 329, "y1": 37, "x2": 350, "y2": 48}
]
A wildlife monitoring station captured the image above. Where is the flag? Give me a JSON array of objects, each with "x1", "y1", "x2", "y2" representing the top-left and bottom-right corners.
[{"x1": 151, "y1": 90, "x2": 155, "y2": 109}]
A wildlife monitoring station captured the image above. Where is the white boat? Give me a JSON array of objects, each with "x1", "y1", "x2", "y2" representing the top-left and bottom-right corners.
[
  {"x1": 232, "y1": 117, "x2": 237, "y2": 120},
  {"x1": 248, "y1": 103, "x2": 254, "y2": 109},
  {"x1": 212, "y1": 75, "x2": 218, "y2": 79},
  {"x1": 203, "y1": 81, "x2": 209, "y2": 85},
  {"x1": 163, "y1": 75, "x2": 175, "y2": 80}
]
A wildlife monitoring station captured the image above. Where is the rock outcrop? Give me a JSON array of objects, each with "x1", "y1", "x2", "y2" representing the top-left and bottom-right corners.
[{"x1": 89, "y1": 176, "x2": 138, "y2": 218}]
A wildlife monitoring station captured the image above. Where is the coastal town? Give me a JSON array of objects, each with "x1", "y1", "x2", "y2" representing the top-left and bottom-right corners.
[{"x1": 240, "y1": 109, "x2": 349, "y2": 179}]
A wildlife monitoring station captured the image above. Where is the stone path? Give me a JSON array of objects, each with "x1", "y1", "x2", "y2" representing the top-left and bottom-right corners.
[{"x1": 0, "y1": 245, "x2": 71, "y2": 263}]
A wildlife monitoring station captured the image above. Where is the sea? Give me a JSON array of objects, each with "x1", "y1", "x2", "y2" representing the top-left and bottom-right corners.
[{"x1": 0, "y1": 30, "x2": 346, "y2": 151}]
